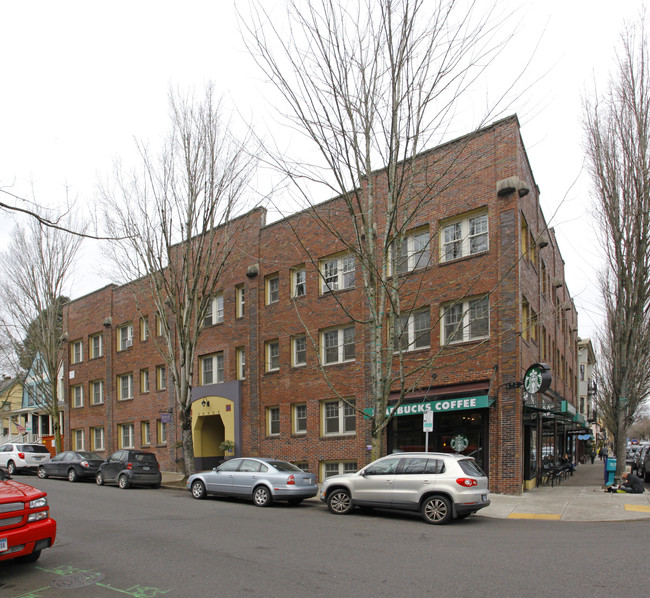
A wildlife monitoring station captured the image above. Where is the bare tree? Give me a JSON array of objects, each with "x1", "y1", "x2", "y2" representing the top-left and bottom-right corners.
[
  {"x1": 0, "y1": 219, "x2": 82, "y2": 452},
  {"x1": 243, "y1": 0, "x2": 522, "y2": 461},
  {"x1": 584, "y1": 18, "x2": 650, "y2": 483},
  {"x1": 101, "y1": 85, "x2": 257, "y2": 476}
]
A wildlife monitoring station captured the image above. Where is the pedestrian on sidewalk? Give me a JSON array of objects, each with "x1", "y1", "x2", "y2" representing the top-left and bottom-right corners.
[{"x1": 590, "y1": 449, "x2": 596, "y2": 464}]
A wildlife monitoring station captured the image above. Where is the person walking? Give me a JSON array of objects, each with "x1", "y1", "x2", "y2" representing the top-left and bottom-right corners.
[{"x1": 590, "y1": 448, "x2": 597, "y2": 464}]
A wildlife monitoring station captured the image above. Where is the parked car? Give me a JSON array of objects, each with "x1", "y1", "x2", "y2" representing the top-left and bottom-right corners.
[
  {"x1": 96, "y1": 450, "x2": 161, "y2": 489},
  {"x1": 626, "y1": 445, "x2": 643, "y2": 466},
  {"x1": 187, "y1": 458, "x2": 318, "y2": 507},
  {"x1": 0, "y1": 467, "x2": 56, "y2": 563},
  {"x1": 320, "y1": 452, "x2": 490, "y2": 525},
  {"x1": 0, "y1": 443, "x2": 51, "y2": 475},
  {"x1": 634, "y1": 445, "x2": 650, "y2": 482},
  {"x1": 37, "y1": 451, "x2": 104, "y2": 482}
]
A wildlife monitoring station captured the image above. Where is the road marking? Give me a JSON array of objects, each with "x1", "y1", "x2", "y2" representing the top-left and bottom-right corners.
[
  {"x1": 507, "y1": 513, "x2": 562, "y2": 520},
  {"x1": 624, "y1": 504, "x2": 650, "y2": 512}
]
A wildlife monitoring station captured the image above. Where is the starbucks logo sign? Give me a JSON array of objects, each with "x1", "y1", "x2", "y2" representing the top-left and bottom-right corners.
[{"x1": 450, "y1": 434, "x2": 469, "y2": 452}]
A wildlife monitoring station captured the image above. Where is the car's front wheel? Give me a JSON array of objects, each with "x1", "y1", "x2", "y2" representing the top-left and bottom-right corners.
[
  {"x1": 37, "y1": 466, "x2": 48, "y2": 479},
  {"x1": 421, "y1": 495, "x2": 452, "y2": 525},
  {"x1": 253, "y1": 485, "x2": 272, "y2": 507},
  {"x1": 67, "y1": 468, "x2": 78, "y2": 483},
  {"x1": 118, "y1": 474, "x2": 130, "y2": 489},
  {"x1": 327, "y1": 489, "x2": 353, "y2": 514},
  {"x1": 7, "y1": 461, "x2": 16, "y2": 475},
  {"x1": 191, "y1": 480, "x2": 206, "y2": 499},
  {"x1": 96, "y1": 472, "x2": 105, "y2": 486}
]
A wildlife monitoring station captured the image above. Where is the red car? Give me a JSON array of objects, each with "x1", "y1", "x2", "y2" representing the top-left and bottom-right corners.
[{"x1": 0, "y1": 468, "x2": 56, "y2": 563}]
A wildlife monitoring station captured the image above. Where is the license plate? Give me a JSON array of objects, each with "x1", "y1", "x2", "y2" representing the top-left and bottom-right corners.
[
  {"x1": 34, "y1": 457, "x2": 43, "y2": 461},
  {"x1": 0, "y1": 538, "x2": 7, "y2": 552},
  {"x1": 143, "y1": 466, "x2": 150, "y2": 471}
]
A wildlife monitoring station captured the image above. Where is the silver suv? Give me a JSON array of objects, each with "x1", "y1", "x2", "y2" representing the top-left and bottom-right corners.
[
  {"x1": 0, "y1": 443, "x2": 52, "y2": 474},
  {"x1": 320, "y1": 452, "x2": 490, "y2": 524}
]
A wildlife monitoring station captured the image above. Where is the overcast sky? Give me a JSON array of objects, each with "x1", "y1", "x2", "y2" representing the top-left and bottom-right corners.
[{"x1": 1, "y1": 0, "x2": 647, "y2": 341}]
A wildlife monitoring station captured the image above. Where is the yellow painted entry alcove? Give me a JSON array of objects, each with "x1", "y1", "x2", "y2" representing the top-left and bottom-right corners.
[{"x1": 192, "y1": 396, "x2": 235, "y2": 460}]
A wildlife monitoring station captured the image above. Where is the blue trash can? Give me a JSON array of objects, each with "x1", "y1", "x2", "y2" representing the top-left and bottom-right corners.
[{"x1": 605, "y1": 457, "x2": 617, "y2": 485}]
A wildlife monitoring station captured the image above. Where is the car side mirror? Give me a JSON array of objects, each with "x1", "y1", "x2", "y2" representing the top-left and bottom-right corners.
[{"x1": 359, "y1": 469, "x2": 367, "y2": 477}]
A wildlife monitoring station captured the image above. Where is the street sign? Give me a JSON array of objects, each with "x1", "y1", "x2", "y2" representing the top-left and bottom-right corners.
[{"x1": 423, "y1": 409, "x2": 433, "y2": 432}]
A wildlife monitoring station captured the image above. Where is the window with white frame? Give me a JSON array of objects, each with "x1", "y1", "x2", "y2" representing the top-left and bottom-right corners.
[
  {"x1": 118, "y1": 373, "x2": 134, "y2": 400},
  {"x1": 140, "y1": 317, "x2": 149, "y2": 341},
  {"x1": 90, "y1": 333, "x2": 103, "y2": 358},
  {"x1": 323, "y1": 461, "x2": 357, "y2": 478},
  {"x1": 71, "y1": 340, "x2": 83, "y2": 364},
  {"x1": 118, "y1": 323, "x2": 133, "y2": 351},
  {"x1": 142, "y1": 421, "x2": 151, "y2": 446},
  {"x1": 267, "y1": 407, "x2": 280, "y2": 436},
  {"x1": 73, "y1": 429, "x2": 84, "y2": 451},
  {"x1": 236, "y1": 347, "x2": 245, "y2": 380},
  {"x1": 292, "y1": 267, "x2": 306, "y2": 297},
  {"x1": 265, "y1": 340, "x2": 280, "y2": 372},
  {"x1": 156, "y1": 365, "x2": 167, "y2": 390},
  {"x1": 92, "y1": 427, "x2": 104, "y2": 451},
  {"x1": 441, "y1": 212, "x2": 488, "y2": 262},
  {"x1": 321, "y1": 254, "x2": 355, "y2": 292},
  {"x1": 141, "y1": 370, "x2": 150, "y2": 394},
  {"x1": 442, "y1": 295, "x2": 490, "y2": 344},
  {"x1": 236, "y1": 285, "x2": 245, "y2": 318},
  {"x1": 323, "y1": 399, "x2": 356, "y2": 435},
  {"x1": 91, "y1": 380, "x2": 104, "y2": 405},
  {"x1": 293, "y1": 403, "x2": 307, "y2": 434},
  {"x1": 391, "y1": 228, "x2": 430, "y2": 274},
  {"x1": 156, "y1": 314, "x2": 164, "y2": 336},
  {"x1": 201, "y1": 353, "x2": 224, "y2": 385},
  {"x1": 158, "y1": 420, "x2": 168, "y2": 444},
  {"x1": 322, "y1": 326, "x2": 355, "y2": 365},
  {"x1": 266, "y1": 274, "x2": 280, "y2": 305},
  {"x1": 72, "y1": 385, "x2": 84, "y2": 408},
  {"x1": 394, "y1": 308, "x2": 430, "y2": 351},
  {"x1": 119, "y1": 423, "x2": 134, "y2": 449},
  {"x1": 204, "y1": 294, "x2": 224, "y2": 327},
  {"x1": 292, "y1": 335, "x2": 307, "y2": 367}
]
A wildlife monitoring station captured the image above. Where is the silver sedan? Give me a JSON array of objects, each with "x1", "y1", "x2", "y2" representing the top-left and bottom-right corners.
[{"x1": 187, "y1": 458, "x2": 318, "y2": 507}]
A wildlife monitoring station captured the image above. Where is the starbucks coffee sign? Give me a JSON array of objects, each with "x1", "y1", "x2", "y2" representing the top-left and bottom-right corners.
[{"x1": 523, "y1": 363, "x2": 552, "y2": 394}]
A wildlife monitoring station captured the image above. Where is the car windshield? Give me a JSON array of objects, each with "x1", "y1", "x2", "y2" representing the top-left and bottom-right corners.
[
  {"x1": 20, "y1": 445, "x2": 51, "y2": 454},
  {"x1": 458, "y1": 459, "x2": 486, "y2": 477},
  {"x1": 77, "y1": 451, "x2": 102, "y2": 459},
  {"x1": 268, "y1": 460, "x2": 302, "y2": 472}
]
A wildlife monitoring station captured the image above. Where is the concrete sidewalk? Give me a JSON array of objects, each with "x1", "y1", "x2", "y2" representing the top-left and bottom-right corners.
[{"x1": 477, "y1": 460, "x2": 650, "y2": 521}]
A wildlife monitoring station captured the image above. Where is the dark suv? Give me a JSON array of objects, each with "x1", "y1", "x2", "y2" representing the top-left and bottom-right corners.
[
  {"x1": 96, "y1": 450, "x2": 161, "y2": 489},
  {"x1": 634, "y1": 445, "x2": 650, "y2": 482}
]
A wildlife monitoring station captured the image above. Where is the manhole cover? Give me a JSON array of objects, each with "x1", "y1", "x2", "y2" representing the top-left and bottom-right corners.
[{"x1": 51, "y1": 571, "x2": 105, "y2": 589}]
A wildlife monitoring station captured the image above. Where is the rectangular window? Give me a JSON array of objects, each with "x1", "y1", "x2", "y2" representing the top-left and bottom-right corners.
[
  {"x1": 118, "y1": 323, "x2": 133, "y2": 351},
  {"x1": 266, "y1": 274, "x2": 280, "y2": 305},
  {"x1": 158, "y1": 420, "x2": 168, "y2": 445},
  {"x1": 140, "y1": 317, "x2": 149, "y2": 341},
  {"x1": 71, "y1": 340, "x2": 83, "y2": 364},
  {"x1": 323, "y1": 461, "x2": 358, "y2": 478},
  {"x1": 236, "y1": 285, "x2": 245, "y2": 318},
  {"x1": 292, "y1": 267, "x2": 306, "y2": 297},
  {"x1": 521, "y1": 298, "x2": 530, "y2": 342},
  {"x1": 293, "y1": 404, "x2": 307, "y2": 434},
  {"x1": 204, "y1": 294, "x2": 224, "y2": 327},
  {"x1": 90, "y1": 334, "x2": 103, "y2": 359},
  {"x1": 119, "y1": 423, "x2": 134, "y2": 449},
  {"x1": 201, "y1": 353, "x2": 224, "y2": 385},
  {"x1": 118, "y1": 373, "x2": 134, "y2": 400},
  {"x1": 266, "y1": 340, "x2": 280, "y2": 372},
  {"x1": 72, "y1": 385, "x2": 84, "y2": 408},
  {"x1": 92, "y1": 427, "x2": 104, "y2": 451},
  {"x1": 442, "y1": 296, "x2": 490, "y2": 344},
  {"x1": 392, "y1": 228, "x2": 430, "y2": 274},
  {"x1": 321, "y1": 254, "x2": 355, "y2": 292},
  {"x1": 322, "y1": 326, "x2": 355, "y2": 365},
  {"x1": 141, "y1": 369, "x2": 150, "y2": 394},
  {"x1": 73, "y1": 429, "x2": 84, "y2": 451},
  {"x1": 267, "y1": 407, "x2": 280, "y2": 436},
  {"x1": 156, "y1": 365, "x2": 167, "y2": 390},
  {"x1": 441, "y1": 212, "x2": 488, "y2": 262},
  {"x1": 323, "y1": 399, "x2": 356, "y2": 435},
  {"x1": 142, "y1": 421, "x2": 151, "y2": 446},
  {"x1": 236, "y1": 347, "x2": 246, "y2": 380},
  {"x1": 91, "y1": 380, "x2": 104, "y2": 405},
  {"x1": 292, "y1": 335, "x2": 307, "y2": 367},
  {"x1": 156, "y1": 314, "x2": 164, "y2": 337},
  {"x1": 394, "y1": 308, "x2": 430, "y2": 351}
]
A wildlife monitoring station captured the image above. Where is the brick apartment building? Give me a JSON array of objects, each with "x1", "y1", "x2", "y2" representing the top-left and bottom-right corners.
[{"x1": 62, "y1": 115, "x2": 581, "y2": 495}]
